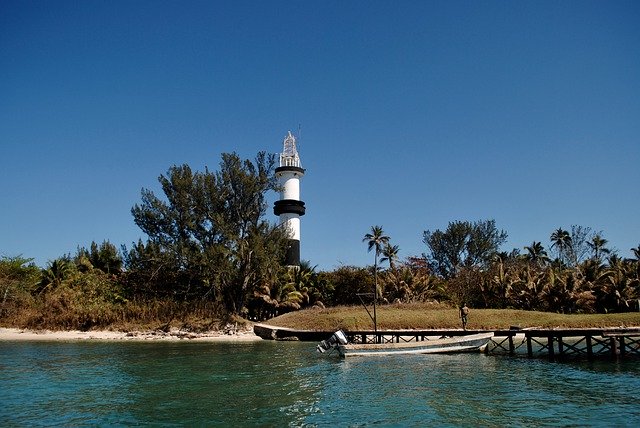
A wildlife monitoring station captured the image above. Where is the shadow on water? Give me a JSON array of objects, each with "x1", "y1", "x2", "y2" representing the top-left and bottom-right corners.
[{"x1": 2, "y1": 340, "x2": 640, "y2": 426}]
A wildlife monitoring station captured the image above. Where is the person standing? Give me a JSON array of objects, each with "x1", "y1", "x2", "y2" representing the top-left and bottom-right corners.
[{"x1": 460, "y1": 303, "x2": 469, "y2": 330}]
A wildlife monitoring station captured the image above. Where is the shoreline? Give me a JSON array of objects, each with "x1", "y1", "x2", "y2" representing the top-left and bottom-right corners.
[{"x1": 0, "y1": 327, "x2": 262, "y2": 342}]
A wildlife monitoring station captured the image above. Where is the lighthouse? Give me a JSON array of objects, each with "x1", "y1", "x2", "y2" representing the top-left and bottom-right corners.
[{"x1": 273, "y1": 131, "x2": 305, "y2": 266}]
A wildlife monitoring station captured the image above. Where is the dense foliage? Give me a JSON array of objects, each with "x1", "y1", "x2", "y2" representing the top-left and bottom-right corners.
[
  {"x1": 423, "y1": 219, "x2": 508, "y2": 279},
  {"x1": 125, "y1": 152, "x2": 290, "y2": 314},
  {"x1": 1, "y1": 149, "x2": 638, "y2": 331}
]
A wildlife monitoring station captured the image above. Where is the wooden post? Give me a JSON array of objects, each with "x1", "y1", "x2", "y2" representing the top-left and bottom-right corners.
[
  {"x1": 508, "y1": 334, "x2": 515, "y2": 355},
  {"x1": 586, "y1": 335, "x2": 593, "y2": 360},
  {"x1": 610, "y1": 337, "x2": 618, "y2": 358},
  {"x1": 526, "y1": 335, "x2": 533, "y2": 357},
  {"x1": 558, "y1": 336, "x2": 564, "y2": 359},
  {"x1": 548, "y1": 336, "x2": 555, "y2": 361}
]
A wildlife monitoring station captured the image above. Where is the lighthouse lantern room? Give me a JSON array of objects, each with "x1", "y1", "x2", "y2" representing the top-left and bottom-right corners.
[{"x1": 273, "y1": 131, "x2": 306, "y2": 266}]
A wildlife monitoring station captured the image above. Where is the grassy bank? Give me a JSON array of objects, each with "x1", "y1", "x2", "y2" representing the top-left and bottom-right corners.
[{"x1": 264, "y1": 302, "x2": 640, "y2": 331}]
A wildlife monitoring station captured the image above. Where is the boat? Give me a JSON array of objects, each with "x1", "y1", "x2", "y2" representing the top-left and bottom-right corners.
[{"x1": 317, "y1": 331, "x2": 494, "y2": 357}]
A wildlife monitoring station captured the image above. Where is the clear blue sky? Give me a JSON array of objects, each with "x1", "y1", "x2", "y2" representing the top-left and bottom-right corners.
[{"x1": 2, "y1": 1, "x2": 639, "y2": 269}]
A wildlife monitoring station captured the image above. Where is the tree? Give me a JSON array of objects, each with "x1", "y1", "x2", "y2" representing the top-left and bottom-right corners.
[
  {"x1": 591, "y1": 256, "x2": 634, "y2": 313},
  {"x1": 574, "y1": 258, "x2": 609, "y2": 313},
  {"x1": 588, "y1": 233, "x2": 610, "y2": 263},
  {"x1": 542, "y1": 268, "x2": 577, "y2": 313},
  {"x1": 289, "y1": 261, "x2": 334, "y2": 308},
  {"x1": 0, "y1": 255, "x2": 39, "y2": 316},
  {"x1": 379, "y1": 256, "x2": 440, "y2": 304},
  {"x1": 550, "y1": 228, "x2": 572, "y2": 266},
  {"x1": 363, "y1": 225, "x2": 389, "y2": 296},
  {"x1": 36, "y1": 258, "x2": 74, "y2": 295},
  {"x1": 508, "y1": 264, "x2": 546, "y2": 310},
  {"x1": 484, "y1": 252, "x2": 519, "y2": 309},
  {"x1": 328, "y1": 265, "x2": 375, "y2": 306},
  {"x1": 523, "y1": 241, "x2": 550, "y2": 267},
  {"x1": 0, "y1": 256, "x2": 39, "y2": 291},
  {"x1": 567, "y1": 225, "x2": 593, "y2": 266},
  {"x1": 247, "y1": 271, "x2": 307, "y2": 320},
  {"x1": 122, "y1": 239, "x2": 181, "y2": 298},
  {"x1": 422, "y1": 219, "x2": 508, "y2": 279},
  {"x1": 362, "y1": 226, "x2": 388, "y2": 341},
  {"x1": 380, "y1": 243, "x2": 400, "y2": 270},
  {"x1": 76, "y1": 241, "x2": 123, "y2": 274},
  {"x1": 279, "y1": 260, "x2": 320, "y2": 308},
  {"x1": 446, "y1": 266, "x2": 485, "y2": 308},
  {"x1": 128, "y1": 152, "x2": 289, "y2": 314}
]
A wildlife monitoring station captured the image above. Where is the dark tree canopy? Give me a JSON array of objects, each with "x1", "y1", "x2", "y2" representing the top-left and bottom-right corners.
[
  {"x1": 75, "y1": 241, "x2": 122, "y2": 274},
  {"x1": 328, "y1": 265, "x2": 375, "y2": 306},
  {"x1": 126, "y1": 152, "x2": 289, "y2": 313},
  {"x1": 423, "y1": 219, "x2": 508, "y2": 279}
]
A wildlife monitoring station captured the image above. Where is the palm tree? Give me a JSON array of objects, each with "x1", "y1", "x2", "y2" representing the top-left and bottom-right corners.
[
  {"x1": 363, "y1": 225, "x2": 389, "y2": 340},
  {"x1": 588, "y1": 234, "x2": 610, "y2": 263},
  {"x1": 363, "y1": 226, "x2": 390, "y2": 293},
  {"x1": 575, "y1": 258, "x2": 610, "y2": 312},
  {"x1": 286, "y1": 260, "x2": 319, "y2": 307},
  {"x1": 550, "y1": 228, "x2": 572, "y2": 265},
  {"x1": 487, "y1": 252, "x2": 513, "y2": 308},
  {"x1": 380, "y1": 267, "x2": 412, "y2": 303},
  {"x1": 37, "y1": 258, "x2": 73, "y2": 294},
  {"x1": 631, "y1": 245, "x2": 640, "y2": 261},
  {"x1": 597, "y1": 256, "x2": 635, "y2": 312},
  {"x1": 380, "y1": 243, "x2": 400, "y2": 270},
  {"x1": 508, "y1": 264, "x2": 546, "y2": 310},
  {"x1": 524, "y1": 242, "x2": 550, "y2": 267},
  {"x1": 542, "y1": 268, "x2": 576, "y2": 313},
  {"x1": 250, "y1": 279, "x2": 305, "y2": 319}
]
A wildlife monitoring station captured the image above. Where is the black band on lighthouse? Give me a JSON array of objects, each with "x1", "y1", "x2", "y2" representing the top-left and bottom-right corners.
[
  {"x1": 274, "y1": 199, "x2": 306, "y2": 216},
  {"x1": 284, "y1": 239, "x2": 300, "y2": 266},
  {"x1": 275, "y1": 166, "x2": 305, "y2": 175}
]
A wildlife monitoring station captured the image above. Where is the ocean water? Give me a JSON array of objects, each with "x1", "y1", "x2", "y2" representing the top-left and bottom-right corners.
[{"x1": 1, "y1": 340, "x2": 639, "y2": 427}]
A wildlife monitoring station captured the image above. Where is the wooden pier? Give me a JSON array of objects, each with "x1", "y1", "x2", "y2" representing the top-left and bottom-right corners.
[
  {"x1": 254, "y1": 324, "x2": 640, "y2": 360},
  {"x1": 490, "y1": 328, "x2": 640, "y2": 361}
]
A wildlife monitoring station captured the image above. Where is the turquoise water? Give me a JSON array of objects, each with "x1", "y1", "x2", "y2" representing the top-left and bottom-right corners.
[{"x1": 1, "y1": 340, "x2": 639, "y2": 427}]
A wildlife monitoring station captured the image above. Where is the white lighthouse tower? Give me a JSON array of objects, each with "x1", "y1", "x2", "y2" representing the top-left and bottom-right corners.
[{"x1": 273, "y1": 131, "x2": 305, "y2": 266}]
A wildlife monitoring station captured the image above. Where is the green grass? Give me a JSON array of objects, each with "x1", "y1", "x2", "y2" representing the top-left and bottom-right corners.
[{"x1": 264, "y1": 302, "x2": 640, "y2": 331}]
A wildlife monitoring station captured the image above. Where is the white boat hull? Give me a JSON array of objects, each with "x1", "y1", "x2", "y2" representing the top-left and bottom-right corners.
[{"x1": 337, "y1": 332, "x2": 494, "y2": 357}]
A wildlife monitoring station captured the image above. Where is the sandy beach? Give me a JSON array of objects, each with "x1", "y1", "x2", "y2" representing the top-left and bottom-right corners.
[{"x1": 0, "y1": 327, "x2": 262, "y2": 342}]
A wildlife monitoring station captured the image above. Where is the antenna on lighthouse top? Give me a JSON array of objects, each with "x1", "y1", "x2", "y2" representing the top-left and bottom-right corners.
[{"x1": 280, "y1": 131, "x2": 301, "y2": 168}]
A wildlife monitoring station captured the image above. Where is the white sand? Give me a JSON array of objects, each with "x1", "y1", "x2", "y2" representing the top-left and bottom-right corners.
[{"x1": 0, "y1": 327, "x2": 262, "y2": 342}]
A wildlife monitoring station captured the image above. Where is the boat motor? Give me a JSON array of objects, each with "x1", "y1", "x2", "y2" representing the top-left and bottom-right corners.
[{"x1": 316, "y1": 330, "x2": 348, "y2": 353}]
